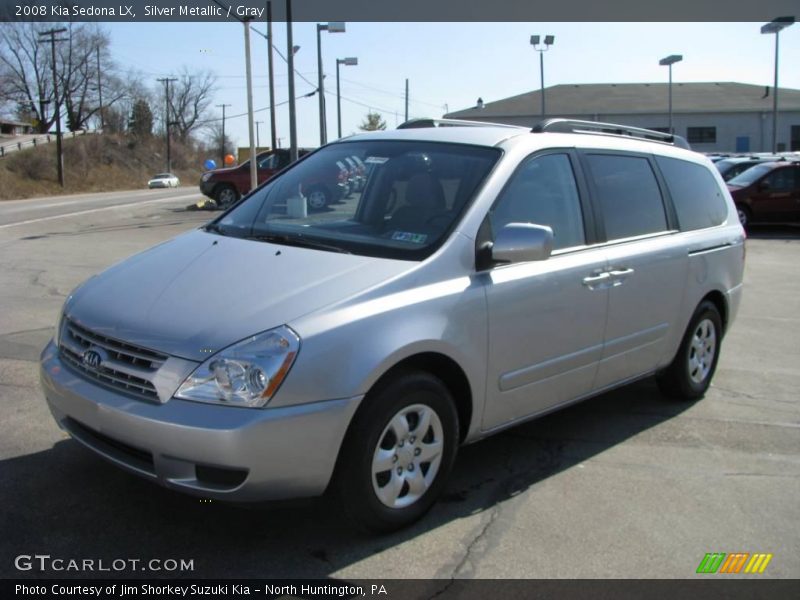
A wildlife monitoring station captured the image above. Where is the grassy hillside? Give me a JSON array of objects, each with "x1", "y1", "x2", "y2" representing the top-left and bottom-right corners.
[{"x1": 0, "y1": 133, "x2": 206, "y2": 200}]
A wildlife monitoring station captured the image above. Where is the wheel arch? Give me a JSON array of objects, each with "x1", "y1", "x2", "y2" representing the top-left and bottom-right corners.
[
  {"x1": 701, "y1": 289, "x2": 728, "y2": 335},
  {"x1": 356, "y1": 351, "x2": 474, "y2": 445}
]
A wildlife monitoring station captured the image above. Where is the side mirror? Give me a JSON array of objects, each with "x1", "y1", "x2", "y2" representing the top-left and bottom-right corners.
[
  {"x1": 491, "y1": 223, "x2": 554, "y2": 264},
  {"x1": 758, "y1": 180, "x2": 771, "y2": 192}
]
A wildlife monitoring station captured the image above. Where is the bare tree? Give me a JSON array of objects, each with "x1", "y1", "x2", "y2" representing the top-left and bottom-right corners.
[
  {"x1": 203, "y1": 120, "x2": 234, "y2": 160},
  {"x1": 0, "y1": 22, "x2": 55, "y2": 133},
  {"x1": 0, "y1": 22, "x2": 123, "y2": 133},
  {"x1": 167, "y1": 67, "x2": 217, "y2": 141},
  {"x1": 59, "y1": 24, "x2": 109, "y2": 131}
]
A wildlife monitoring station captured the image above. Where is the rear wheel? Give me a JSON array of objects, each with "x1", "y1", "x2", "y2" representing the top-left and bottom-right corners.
[
  {"x1": 214, "y1": 185, "x2": 239, "y2": 209},
  {"x1": 736, "y1": 204, "x2": 751, "y2": 228},
  {"x1": 334, "y1": 371, "x2": 459, "y2": 533},
  {"x1": 657, "y1": 301, "x2": 723, "y2": 400}
]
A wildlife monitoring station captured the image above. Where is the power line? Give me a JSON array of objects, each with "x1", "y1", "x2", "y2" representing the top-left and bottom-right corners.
[
  {"x1": 341, "y1": 77, "x2": 445, "y2": 109},
  {"x1": 195, "y1": 90, "x2": 316, "y2": 126}
]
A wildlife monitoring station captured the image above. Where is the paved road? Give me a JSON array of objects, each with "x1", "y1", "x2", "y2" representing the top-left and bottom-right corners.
[
  {"x1": 0, "y1": 187, "x2": 200, "y2": 228},
  {"x1": 0, "y1": 194, "x2": 797, "y2": 580}
]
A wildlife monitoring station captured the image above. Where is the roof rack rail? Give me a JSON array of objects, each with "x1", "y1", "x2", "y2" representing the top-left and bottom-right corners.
[
  {"x1": 397, "y1": 118, "x2": 525, "y2": 130},
  {"x1": 532, "y1": 118, "x2": 692, "y2": 150}
]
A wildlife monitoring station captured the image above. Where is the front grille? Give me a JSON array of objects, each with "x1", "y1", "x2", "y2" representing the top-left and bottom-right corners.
[{"x1": 59, "y1": 318, "x2": 167, "y2": 402}]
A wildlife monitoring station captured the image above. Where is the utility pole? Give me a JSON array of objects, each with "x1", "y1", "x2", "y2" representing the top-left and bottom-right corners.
[
  {"x1": 157, "y1": 77, "x2": 177, "y2": 172},
  {"x1": 215, "y1": 103, "x2": 232, "y2": 165},
  {"x1": 286, "y1": 0, "x2": 298, "y2": 163},
  {"x1": 255, "y1": 120, "x2": 262, "y2": 148},
  {"x1": 38, "y1": 27, "x2": 68, "y2": 187},
  {"x1": 267, "y1": 1, "x2": 277, "y2": 151},
  {"x1": 404, "y1": 78, "x2": 409, "y2": 122},
  {"x1": 96, "y1": 46, "x2": 104, "y2": 130}
]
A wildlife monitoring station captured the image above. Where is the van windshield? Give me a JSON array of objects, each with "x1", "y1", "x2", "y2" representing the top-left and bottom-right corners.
[{"x1": 209, "y1": 140, "x2": 501, "y2": 260}]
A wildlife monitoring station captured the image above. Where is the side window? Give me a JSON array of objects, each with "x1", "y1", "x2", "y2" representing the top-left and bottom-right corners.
[
  {"x1": 655, "y1": 156, "x2": 727, "y2": 231},
  {"x1": 764, "y1": 168, "x2": 794, "y2": 192},
  {"x1": 586, "y1": 154, "x2": 667, "y2": 240},
  {"x1": 257, "y1": 154, "x2": 277, "y2": 170},
  {"x1": 489, "y1": 153, "x2": 585, "y2": 251}
]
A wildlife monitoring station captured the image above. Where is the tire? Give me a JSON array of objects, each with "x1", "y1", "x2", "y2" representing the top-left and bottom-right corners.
[
  {"x1": 657, "y1": 301, "x2": 723, "y2": 401},
  {"x1": 333, "y1": 371, "x2": 459, "y2": 533},
  {"x1": 306, "y1": 185, "x2": 330, "y2": 211},
  {"x1": 736, "y1": 204, "x2": 751, "y2": 228},
  {"x1": 214, "y1": 185, "x2": 239, "y2": 209}
]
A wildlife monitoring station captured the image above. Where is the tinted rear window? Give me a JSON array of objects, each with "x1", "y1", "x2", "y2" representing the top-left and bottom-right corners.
[
  {"x1": 585, "y1": 154, "x2": 667, "y2": 240},
  {"x1": 656, "y1": 156, "x2": 728, "y2": 231}
]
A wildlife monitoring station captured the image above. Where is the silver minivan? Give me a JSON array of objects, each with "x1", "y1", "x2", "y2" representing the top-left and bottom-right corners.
[{"x1": 40, "y1": 119, "x2": 745, "y2": 532}]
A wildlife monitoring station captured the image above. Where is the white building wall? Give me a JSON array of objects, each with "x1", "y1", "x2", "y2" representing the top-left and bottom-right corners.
[{"x1": 464, "y1": 111, "x2": 800, "y2": 153}]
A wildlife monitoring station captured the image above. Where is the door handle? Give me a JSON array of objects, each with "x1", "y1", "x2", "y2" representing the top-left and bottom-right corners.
[
  {"x1": 608, "y1": 267, "x2": 634, "y2": 277},
  {"x1": 582, "y1": 272, "x2": 611, "y2": 287}
]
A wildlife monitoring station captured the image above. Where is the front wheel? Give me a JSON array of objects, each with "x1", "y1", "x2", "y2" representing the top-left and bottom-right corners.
[
  {"x1": 333, "y1": 372, "x2": 459, "y2": 533},
  {"x1": 214, "y1": 185, "x2": 239, "y2": 209},
  {"x1": 306, "y1": 185, "x2": 330, "y2": 211},
  {"x1": 657, "y1": 301, "x2": 723, "y2": 400}
]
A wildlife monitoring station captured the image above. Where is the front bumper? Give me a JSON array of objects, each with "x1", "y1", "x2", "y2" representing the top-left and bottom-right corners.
[
  {"x1": 199, "y1": 180, "x2": 215, "y2": 198},
  {"x1": 40, "y1": 341, "x2": 362, "y2": 501}
]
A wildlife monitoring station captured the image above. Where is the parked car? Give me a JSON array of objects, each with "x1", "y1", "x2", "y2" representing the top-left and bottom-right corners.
[
  {"x1": 714, "y1": 156, "x2": 781, "y2": 181},
  {"x1": 147, "y1": 173, "x2": 180, "y2": 188},
  {"x1": 726, "y1": 160, "x2": 800, "y2": 226},
  {"x1": 199, "y1": 148, "x2": 314, "y2": 208},
  {"x1": 41, "y1": 119, "x2": 744, "y2": 533}
]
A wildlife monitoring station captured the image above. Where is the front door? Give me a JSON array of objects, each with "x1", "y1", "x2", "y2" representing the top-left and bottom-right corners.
[{"x1": 482, "y1": 151, "x2": 609, "y2": 430}]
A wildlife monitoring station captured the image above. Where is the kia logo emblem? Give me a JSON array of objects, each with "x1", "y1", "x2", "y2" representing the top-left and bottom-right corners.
[{"x1": 82, "y1": 349, "x2": 102, "y2": 369}]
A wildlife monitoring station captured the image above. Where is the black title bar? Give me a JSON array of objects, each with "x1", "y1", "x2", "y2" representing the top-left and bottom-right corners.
[{"x1": 0, "y1": 0, "x2": 798, "y2": 22}]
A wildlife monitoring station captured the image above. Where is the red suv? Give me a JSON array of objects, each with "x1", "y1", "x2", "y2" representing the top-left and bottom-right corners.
[
  {"x1": 726, "y1": 160, "x2": 800, "y2": 227},
  {"x1": 200, "y1": 148, "x2": 315, "y2": 208}
]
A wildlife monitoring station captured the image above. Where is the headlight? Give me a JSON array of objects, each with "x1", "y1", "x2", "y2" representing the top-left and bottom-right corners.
[
  {"x1": 175, "y1": 326, "x2": 300, "y2": 408},
  {"x1": 201, "y1": 173, "x2": 212, "y2": 182}
]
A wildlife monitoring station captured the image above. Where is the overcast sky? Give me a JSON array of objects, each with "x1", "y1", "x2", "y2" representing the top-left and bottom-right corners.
[{"x1": 106, "y1": 21, "x2": 800, "y2": 154}]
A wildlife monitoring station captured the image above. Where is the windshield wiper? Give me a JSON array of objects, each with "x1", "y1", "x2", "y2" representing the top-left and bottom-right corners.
[{"x1": 247, "y1": 233, "x2": 351, "y2": 254}]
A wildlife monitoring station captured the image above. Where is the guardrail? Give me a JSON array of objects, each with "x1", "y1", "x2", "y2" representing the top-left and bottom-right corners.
[{"x1": 0, "y1": 129, "x2": 97, "y2": 158}]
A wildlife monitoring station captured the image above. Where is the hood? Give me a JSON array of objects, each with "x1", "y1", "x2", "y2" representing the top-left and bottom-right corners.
[
  {"x1": 207, "y1": 166, "x2": 241, "y2": 178},
  {"x1": 67, "y1": 230, "x2": 412, "y2": 361}
]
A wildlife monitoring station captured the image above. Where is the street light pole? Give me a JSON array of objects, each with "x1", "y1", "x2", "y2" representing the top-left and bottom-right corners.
[
  {"x1": 266, "y1": 1, "x2": 277, "y2": 151},
  {"x1": 659, "y1": 54, "x2": 683, "y2": 135},
  {"x1": 761, "y1": 17, "x2": 794, "y2": 153},
  {"x1": 243, "y1": 18, "x2": 257, "y2": 192},
  {"x1": 316, "y1": 22, "x2": 346, "y2": 146},
  {"x1": 286, "y1": 0, "x2": 298, "y2": 163},
  {"x1": 336, "y1": 57, "x2": 358, "y2": 138},
  {"x1": 255, "y1": 120, "x2": 262, "y2": 148},
  {"x1": 38, "y1": 27, "x2": 68, "y2": 187},
  {"x1": 530, "y1": 35, "x2": 554, "y2": 119}
]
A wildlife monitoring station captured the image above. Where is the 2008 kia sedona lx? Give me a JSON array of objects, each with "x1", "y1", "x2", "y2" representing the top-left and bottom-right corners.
[{"x1": 40, "y1": 119, "x2": 745, "y2": 532}]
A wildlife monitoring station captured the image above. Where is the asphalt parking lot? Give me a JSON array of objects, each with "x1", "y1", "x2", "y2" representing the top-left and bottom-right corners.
[{"x1": 0, "y1": 189, "x2": 798, "y2": 580}]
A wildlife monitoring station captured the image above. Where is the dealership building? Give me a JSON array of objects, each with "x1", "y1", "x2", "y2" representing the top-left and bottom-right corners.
[{"x1": 444, "y1": 82, "x2": 800, "y2": 153}]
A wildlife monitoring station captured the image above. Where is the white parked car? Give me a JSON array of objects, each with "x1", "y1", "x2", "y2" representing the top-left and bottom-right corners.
[{"x1": 147, "y1": 173, "x2": 180, "y2": 188}]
